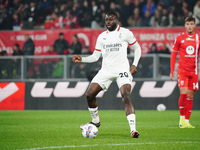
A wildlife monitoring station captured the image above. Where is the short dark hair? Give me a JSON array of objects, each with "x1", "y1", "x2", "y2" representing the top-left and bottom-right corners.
[
  {"x1": 59, "y1": 32, "x2": 64, "y2": 36},
  {"x1": 185, "y1": 17, "x2": 195, "y2": 23},
  {"x1": 14, "y1": 43, "x2": 20, "y2": 48},
  {"x1": 106, "y1": 11, "x2": 119, "y2": 20}
]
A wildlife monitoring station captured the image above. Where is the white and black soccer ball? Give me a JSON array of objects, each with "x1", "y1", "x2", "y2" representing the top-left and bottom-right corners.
[
  {"x1": 157, "y1": 104, "x2": 166, "y2": 111},
  {"x1": 81, "y1": 124, "x2": 98, "y2": 138}
]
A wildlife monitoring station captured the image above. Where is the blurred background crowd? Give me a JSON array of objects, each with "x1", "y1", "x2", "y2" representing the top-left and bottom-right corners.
[{"x1": 0, "y1": 0, "x2": 200, "y2": 31}]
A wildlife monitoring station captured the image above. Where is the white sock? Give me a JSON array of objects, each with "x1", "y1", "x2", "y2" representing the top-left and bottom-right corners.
[
  {"x1": 127, "y1": 114, "x2": 136, "y2": 132},
  {"x1": 88, "y1": 107, "x2": 100, "y2": 124},
  {"x1": 185, "y1": 119, "x2": 189, "y2": 122},
  {"x1": 180, "y1": 116, "x2": 185, "y2": 118}
]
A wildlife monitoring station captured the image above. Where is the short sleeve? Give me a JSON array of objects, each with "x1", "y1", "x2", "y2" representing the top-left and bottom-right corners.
[
  {"x1": 172, "y1": 36, "x2": 180, "y2": 52},
  {"x1": 94, "y1": 34, "x2": 103, "y2": 51},
  {"x1": 125, "y1": 30, "x2": 137, "y2": 45}
]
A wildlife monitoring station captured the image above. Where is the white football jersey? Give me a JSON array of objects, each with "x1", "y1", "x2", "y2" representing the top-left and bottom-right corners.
[{"x1": 95, "y1": 25, "x2": 137, "y2": 72}]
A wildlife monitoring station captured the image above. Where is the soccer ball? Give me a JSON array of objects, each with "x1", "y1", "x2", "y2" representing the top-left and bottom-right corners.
[
  {"x1": 81, "y1": 124, "x2": 98, "y2": 138},
  {"x1": 157, "y1": 104, "x2": 166, "y2": 111}
]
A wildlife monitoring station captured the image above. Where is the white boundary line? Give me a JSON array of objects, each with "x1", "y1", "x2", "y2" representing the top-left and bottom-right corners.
[{"x1": 17, "y1": 141, "x2": 199, "y2": 150}]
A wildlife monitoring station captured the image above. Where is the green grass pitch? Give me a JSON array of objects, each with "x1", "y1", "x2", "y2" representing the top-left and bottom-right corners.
[{"x1": 0, "y1": 110, "x2": 200, "y2": 150}]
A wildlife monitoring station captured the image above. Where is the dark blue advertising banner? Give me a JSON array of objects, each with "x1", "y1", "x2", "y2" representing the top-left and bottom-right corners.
[{"x1": 25, "y1": 81, "x2": 200, "y2": 110}]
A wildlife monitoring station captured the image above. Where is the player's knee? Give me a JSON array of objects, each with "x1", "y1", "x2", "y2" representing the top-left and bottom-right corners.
[
  {"x1": 86, "y1": 91, "x2": 95, "y2": 101},
  {"x1": 121, "y1": 91, "x2": 131, "y2": 103},
  {"x1": 121, "y1": 90, "x2": 130, "y2": 98}
]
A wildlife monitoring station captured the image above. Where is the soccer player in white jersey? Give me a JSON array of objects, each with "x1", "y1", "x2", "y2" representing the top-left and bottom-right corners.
[{"x1": 73, "y1": 11, "x2": 141, "y2": 138}]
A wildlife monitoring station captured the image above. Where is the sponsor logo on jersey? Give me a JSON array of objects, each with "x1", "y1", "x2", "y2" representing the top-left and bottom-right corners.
[
  {"x1": 103, "y1": 43, "x2": 122, "y2": 52},
  {"x1": 186, "y1": 37, "x2": 195, "y2": 41}
]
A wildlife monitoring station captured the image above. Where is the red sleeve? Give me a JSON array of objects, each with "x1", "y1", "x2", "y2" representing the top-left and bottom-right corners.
[
  {"x1": 170, "y1": 51, "x2": 178, "y2": 75},
  {"x1": 170, "y1": 35, "x2": 181, "y2": 75},
  {"x1": 172, "y1": 35, "x2": 180, "y2": 52}
]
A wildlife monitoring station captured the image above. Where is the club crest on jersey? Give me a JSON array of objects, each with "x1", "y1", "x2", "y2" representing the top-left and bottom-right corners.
[
  {"x1": 186, "y1": 37, "x2": 195, "y2": 41},
  {"x1": 180, "y1": 80, "x2": 184, "y2": 86},
  {"x1": 186, "y1": 46, "x2": 194, "y2": 55}
]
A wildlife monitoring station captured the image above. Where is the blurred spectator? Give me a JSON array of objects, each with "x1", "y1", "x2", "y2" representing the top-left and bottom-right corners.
[
  {"x1": 63, "y1": 9, "x2": 80, "y2": 29},
  {"x1": 148, "y1": 43, "x2": 159, "y2": 54},
  {"x1": 1, "y1": 11, "x2": 13, "y2": 30},
  {"x1": 53, "y1": 32, "x2": 69, "y2": 55},
  {"x1": 102, "y1": 0, "x2": 111, "y2": 12},
  {"x1": 51, "y1": 12, "x2": 64, "y2": 29},
  {"x1": 183, "y1": 7, "x2": 192, "y2": 18},
  {"x1": 39, "y1": 45, "x2": 59, "y2": 78},
  {"x1": 16, "y1": 1, "x2": 26, "y2": 21},
  {"x1": 69, "y1": 34, "x2": 82, "y2": 54},
  {"x1": 160, "y1": 8, "x2": 170, "y2": 26},
  {"x1": 13, "y1": 12, "x2": 22, "y2": 30},
  {"x1": 72, "y1": 0, "x2": 82, "y2": 19},
  {"x1": 150, "y1": 9, "x2": 162, "y2": 27},
  {"x1": 91, "y1": 0, "x2": 99, "y2": 22},
  {"x1": 12, "y1": 43, "x2": 23, "y2": 76},
  {"x1": 81, "y1": 0, "x2": 92, "y2": 16},
  {"x1": 44, "y1": 15, "x2": 53, "y2": 29},
  {"x1": 13, "y1": 43, "x2": 23, "y2": 56},
  {"x1": 73, "y1": 63, "x2": 88, "y2": 78},
  {"x1": 0, "y1": 50, "x2": 9, "y2": 78},
  {"x1": 140, "y1": 10, "x2": 151, "y2": 27},
  {"x1": 133, "y1": 0, "x2": 144, "y2": 16},
  {"x1": 160, "y1": 43, "x2": 171, "y2": 54},
  {"x1": 86, "y1": 60, "x2": 102, "y2": 81},
  {"x1": 128, "y1": 7, "x2": 142, "y2": 27},
  {"x1": 186, "y1": 0, "x2": 198, "y2": 12},
  {"x1": 79, "y1": 11, "x2": 92, "y2": 28},
  {"x1": 158, "y1": 0, "x2": 172, "y2": 9},
  {"x1": 82, "y1": 46, "x2": 92, "y2": 55},
  {"x1": 159, "y1": 43, "x2": 171, "y2": 76},
  {"x1": 142, "y1": 0, "x2": 157, "y2": 16},
  {"x1": 0, "y1": 50, "x2": 15, "y2": 78},
  {"x1": 193, "y1": 0, "x2": 200, "y2": 26},
  {"x1": 80, "y1": 0, "x2": 93, "y2": 28},
  {"x1": 172, "y1": 14, "x2": 185, "y2": 26},
  {"x1": 44, "y1": 45, "x2": 59, "y2": 56},
  {"x1": 23, "y1": 1, "x2": 38, "y2": 29},
  {"x1": 172, "y1": 0, "x2": 184, "y2": 19},
  {"x1": 22, "y1": 34, "x2": 35, "y2": 55},
  {"x1": 37, "y1": 0, "x2": 53, "y2": 24},
  {"x1": 57, "y1": 2, "x2": 68, "y2": 17},
  {"x1": 120, "y1": 0, "x2": 134, "y2": 27}
]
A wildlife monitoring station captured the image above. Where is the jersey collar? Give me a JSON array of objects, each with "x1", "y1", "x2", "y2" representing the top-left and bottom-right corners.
[
  {"x1": 185, "y1": 32, "x2": 195, "y2": 37},
  {"x1": 106, "y1": 25, "x2": 120, "y2": 33}
]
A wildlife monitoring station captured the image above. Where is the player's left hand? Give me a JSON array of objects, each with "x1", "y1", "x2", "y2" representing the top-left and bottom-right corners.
[{"x1": 130, "y1": 65, "x2": 137, "y2": 75}]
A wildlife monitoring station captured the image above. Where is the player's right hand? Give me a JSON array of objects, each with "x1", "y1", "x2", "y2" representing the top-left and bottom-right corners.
[
  {"x1": 72, "y1": 55, "x2": 82, "y2": 63},
  {"x1": 170, "y1": 74, "x2": 174, "y2": 81}
]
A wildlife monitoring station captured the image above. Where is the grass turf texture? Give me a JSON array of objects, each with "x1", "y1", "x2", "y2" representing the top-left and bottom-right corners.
[{"x1": 0, "y1": 110, "x2": 200, "y2": 150}]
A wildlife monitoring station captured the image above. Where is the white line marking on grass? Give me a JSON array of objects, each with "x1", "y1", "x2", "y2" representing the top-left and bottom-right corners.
[{"x1": 17, "y1": 141, "x2": 198, "y2": 150}]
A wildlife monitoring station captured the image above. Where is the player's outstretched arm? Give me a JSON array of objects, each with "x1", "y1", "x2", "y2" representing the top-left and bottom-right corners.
[{"x1": 73, "y1": 55, "x2": 82, "y2": 63}]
